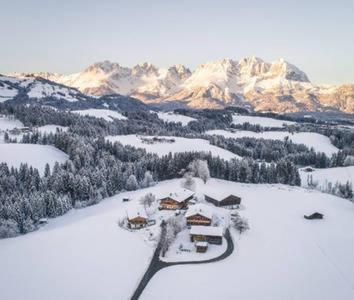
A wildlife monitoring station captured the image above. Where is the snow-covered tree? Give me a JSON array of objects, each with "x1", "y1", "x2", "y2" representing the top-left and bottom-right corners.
[
  {"x1": 181, "y1": 172, "x2": 196, "y2": 190},
  {"x1": 231, "y1": 213, "x2": 250, "y2": 234},
  {"x1": 139, "y1": 193, "x2": 157, "y2": 215},
  {"x1": 188, "y1": 159, "x2": 210, "y2": 184},
  {"x1": 126, "y1": 175, "x2": 139, "y2": 191},
  {"x1": 141, "y1": 171, "x2": 155, "y2": 188}
]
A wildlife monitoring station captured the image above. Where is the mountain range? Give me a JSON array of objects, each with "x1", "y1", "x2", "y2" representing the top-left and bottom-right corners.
[{"x1": 4, "y1": 57, "x2": 354, "y2": 113}]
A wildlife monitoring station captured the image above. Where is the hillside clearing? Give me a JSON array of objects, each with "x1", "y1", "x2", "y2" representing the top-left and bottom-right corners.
[
  {"x1": 206, "y1": 129, "x2": 339, "y2": 157},
  {"x1": 232, "y1": 115, "x2": 296, "y2": 127},
  {"x1": 106, "y1": 135, "x2": 241, "y2": 160},
  {"x1": 72, "y1": 109, "x2": 127, "y2": 122},
  {"x1": 0, "y1": 144, "x2": 68, "y2": 175}
]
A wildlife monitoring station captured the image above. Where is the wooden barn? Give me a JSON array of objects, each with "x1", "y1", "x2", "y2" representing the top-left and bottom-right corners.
[
  {"x1": 127, "y1": 207, "x2": 148, "y2": 229},
  {"x1": 205, "y1": 192, "x2": 241, "y2": 208},
  {"x1": 190, "y1": 226, "x2": 223, "y2": 245},
  {"x1": 185, "y1": 203, "x2": 213, "y2": 226},
  {"x1": 159, "y1": 189, "x2": 194, "y2": 210}
]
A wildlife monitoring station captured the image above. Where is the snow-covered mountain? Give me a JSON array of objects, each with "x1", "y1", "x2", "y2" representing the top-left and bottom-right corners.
[
  {"x1": 8, "y1": 57, "x2": 354, "y2": 113},
  {"x1": 0, "y1": 74, "x2": 88, "y2": 103}
]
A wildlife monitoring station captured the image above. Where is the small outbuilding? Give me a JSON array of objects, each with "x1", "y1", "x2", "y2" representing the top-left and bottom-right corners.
[
  {"x1": 159, "y1": 189, "x2": 194, "y2": 210},
  {"x1": 304, "y1": 212, "x2": 324, "y2": 220},
  {"x1": 190, "y1": 226, "x2": 223, "y2": 245},
  {"x1": 205, "y1": 192, "x2": 241, "y2": 208},
  {"x1": 127, "y1": 207, "x2": 148, "y2": 229},
  {"x1": 185, "y1": 203, "x2": 213, "y2": 226},
  {"x1": 195, "y1": 241, "x2": 208, "y2": 253}
]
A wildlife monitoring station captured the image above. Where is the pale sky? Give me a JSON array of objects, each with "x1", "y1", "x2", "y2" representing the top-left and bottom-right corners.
[{"x1": 0, "y1": 0, "x2": 353, "y2": 84}]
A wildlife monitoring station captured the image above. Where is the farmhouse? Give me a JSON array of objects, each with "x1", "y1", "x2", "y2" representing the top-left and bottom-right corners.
[
  {"x1": 127, "y1": 207, "x2": 148, "y2": 229},
  {"x1": 159, "y1": 189, "x2": 194, "y2": 210},
  {"x1": 190, "y1": 226, "x2": 223, "y2": 245},
  {"x1": 205, "y1": 192, "x2": 241, "y2": 208},
  {"x1": 185, "y1": 203, "x2": 213, "y2": 226}
]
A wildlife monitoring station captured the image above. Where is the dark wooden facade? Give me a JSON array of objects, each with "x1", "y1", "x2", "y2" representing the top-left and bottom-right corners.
[
  {"x1": 195, "y1": 242, "x2": 208, "y2": 253},
  {"x1": 160, "y1": 195, "x2": 193, "y2": 210},
  {"x1": 190, "y1": 234, "x2": 222, "y2": 245},
  {"x1": 186, "y1": 214, "x2": 211, "y2": 226},
  {"x1": 205, "y1": 194, "x2": 241, "y2": 207}
]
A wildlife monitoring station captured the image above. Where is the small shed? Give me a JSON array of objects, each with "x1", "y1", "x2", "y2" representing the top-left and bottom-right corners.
[
  {"x1": 185, "y1": 203, "x2": 213, "y2": 226},
  {"x1": 127, "y1": 207, "x2": 148, "y2": 229},
  {"x1": 304, "y1": 212, "x2": 324, "y2": 220},
  {"x1": 195, "y1": 241, "x2": 208, "y2": 253},
  {"x1": 159, "y1": 189, "x2": 194, "y2": 210},
  {"x1": 190, "y1": 226, "x2": 223, "y2": 245},
  {"x1": 205, "y1": 192, "x2": 241, "y2": 208}
]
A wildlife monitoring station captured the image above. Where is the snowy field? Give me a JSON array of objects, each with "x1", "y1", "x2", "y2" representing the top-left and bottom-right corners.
[
  {"x1": 232, "y1": 115, "x2": 296, "y2": 127},
  {"x1": 1, "y1": 178, "x2": 353, "y2": 300},
  {"x1": 0, "y1": 115, "x2": 23, "y2": 131},
  {"x1": 106, "y1": 135, "x2": 241, "y2": 160},
  {"x1": 207, "y1": 129, "x2": 339, "y2": 157},
  {"x1": 72, "y1": 109, "x2": 127, "y2": 122},
  {"x1": 142, "y1": 179, "x2": 354, "y2": 300},
  {"x1": 0, "y1": 144, "x2": 68, "y2": 174},
  {"x1": 300, "y1": 166, "x2": 354, "y2": 188},
  {"x1": 156, "y1": 111, "x2": 197, "y2": 125},
  {"x1": 36, "y1": 124, "x2": 68, "y2": 134}
]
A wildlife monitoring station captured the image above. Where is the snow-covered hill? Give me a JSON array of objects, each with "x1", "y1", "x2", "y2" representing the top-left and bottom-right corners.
[
  {"x1": 71, "y1": 108, "x2": 127, "y2": 122},
  {"x1": 1, "y1": 178, "x2": 353, "y2": 300},
  {"x1": 0, "y1": 144, "x2": 68, "y2": 175},
  {"x1": 10, "y1": 57, "x2": 354, "y2": 113},
  {"x1": 0, "y1": 75, "x2": 88, "y2": 103},
  {"x1": 300, "y1": 166, "x2": 354, "y2": 188},
  {"x1": 106, "y1": 135, "x2": 241, "y2": 160},
  {"x1": 206, "y1": 129, "x2": 339, "y2": 157}
]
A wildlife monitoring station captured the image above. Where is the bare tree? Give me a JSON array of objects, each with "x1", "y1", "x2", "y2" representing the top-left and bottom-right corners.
[{"x1": 231, "y1": 212, "x2": 250, "y2": 234}]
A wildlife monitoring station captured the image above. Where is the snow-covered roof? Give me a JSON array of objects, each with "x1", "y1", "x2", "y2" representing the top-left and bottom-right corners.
[
  {"x1": 195, "y1": 241, "x2": 208, "y2": 247},
  {"x1": 190, "y1": 226, "x2": 223, "y2": 237},
  {"x1": 126, "y1": 206, "x2": 147, "y2": 220},
  {"x1": 205, "y1": 190, "x2": 239, "y2": 202},
  {"x1": 185, "y1": 203, "x2": 214, "y2": 219},
  {"x1": 161, "y1": 188, "x2": 194, "y2": 203}
]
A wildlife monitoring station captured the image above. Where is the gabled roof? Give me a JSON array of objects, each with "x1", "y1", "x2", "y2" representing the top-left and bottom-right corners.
[
  {"x1": 127, "y1": 206, "x2": 147, "y2": 220},
  {"x1": 161, "y1": 188, "x2": 194, "y2": 203},
  {"x1": 205, "y1": 191, "x2": 240, "y2": 202},
  {"x1": 185, "y1": 203, "x2": 213, "y2": 220},
  {"x1": 190, "y1": 226, "x2": 223, "y2": 237}
]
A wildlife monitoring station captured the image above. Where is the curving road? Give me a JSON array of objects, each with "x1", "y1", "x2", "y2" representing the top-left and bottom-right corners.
[{"x1": 130, "y1": 225, "x2": 234, "y2": 300}]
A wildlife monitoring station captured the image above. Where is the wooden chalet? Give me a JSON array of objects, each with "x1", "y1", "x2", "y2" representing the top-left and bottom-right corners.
[
  {"x1": 159, "y1": 189, "x2": 194, "y2": 210},
  {"x1": 127, "y1": 207, "x2": 148, "y2": 229},
  {"x1": 190, "y1": 226, "x2": 223, "y2": 245},
  {"x1": 185, "y1": 203, "x2": 213, "y2": 226},
  {"x1": 205, "y1": 192, "x2": 241, "y2": 208}
]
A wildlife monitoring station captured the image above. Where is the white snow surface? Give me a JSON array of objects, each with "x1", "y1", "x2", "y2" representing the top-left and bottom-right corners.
[
  {"x1": 232, "y1": 115, "x2": 296, "y2": 127},
  {"x1": 1, "y1": 178, "x2": 354, "y2": 300},
  {"x1": 72, "y1": 109, "x2": 127, "y2": 122},
  {"x1": 156, "y1": 111, "x2": 197, "y2": 125},
  {"x1": 106, "y1": 134, "x2": 241, "y2": 160},
  {"x1": 300, "y1": 166, "x2": 354, "y2": 188},
  {"x1": 142, "y1": 178, "x2": 354, "y2": 300},
  {"x1": 0, "y1": 144, "x2": 68, "y2": 174},
  {"x1": 0, "y1": 116, "x2": 24, "y2": 131},
  {"x1": 36, "y1": 125, "x2": 68, "y2": 134},
  {"x1": 207, "y1": 129, "x2": 339, "y2": 157},
  {"x1": 0, "y1": 82, "x2": 17, "y2": 102}
]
